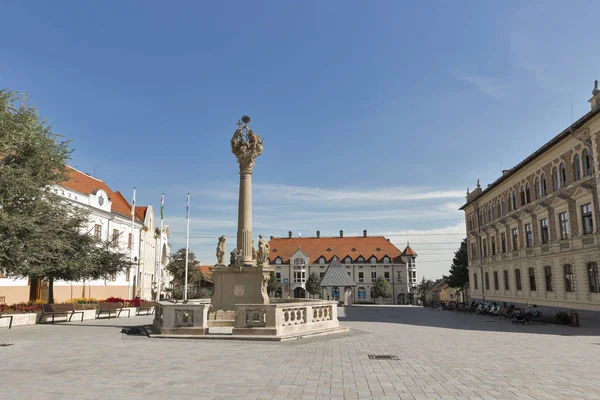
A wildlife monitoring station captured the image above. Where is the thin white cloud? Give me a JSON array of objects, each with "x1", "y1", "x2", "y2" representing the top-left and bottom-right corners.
[{"x1": 456, "y1": 75, "x2": 509, "y2": 99}]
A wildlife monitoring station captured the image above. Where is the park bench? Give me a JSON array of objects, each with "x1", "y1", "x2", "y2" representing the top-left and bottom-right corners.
[
  {"x1": 97, "y1": 302, "x2": 130, "y2": 319},
  {"x1": 491, "y1": 307, "x2": 507, "y2": 319},
  {"x1": 136, "y1": 301, "x2": 155, "y2": 316},
  {"x1": 0, "y1": 313, "x2": 13, "y2": 329},
  {"x1": 39, "y1": 303, "x2": 84, "y2": 324}
]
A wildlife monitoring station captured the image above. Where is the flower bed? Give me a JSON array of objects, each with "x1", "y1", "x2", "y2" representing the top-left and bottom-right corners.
[{"x1": 0, "y1": 297, "x2": 143, "y2": 315}]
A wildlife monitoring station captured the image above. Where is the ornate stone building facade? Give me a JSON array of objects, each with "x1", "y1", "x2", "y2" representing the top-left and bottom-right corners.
[
  {"x1": 268, "y1": 231, "x2": 418, "y2": 304},
  {"x1": 461, "y1": 81, "x2": 600, "y2": 316}
]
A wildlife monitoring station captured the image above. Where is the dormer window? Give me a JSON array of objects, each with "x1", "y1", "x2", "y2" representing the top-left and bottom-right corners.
[
  {"x1": 275, "y1": 257, "x2": 282, "y2": 265},
  {"x1": 370, "y1": 256, "x2": 377, "y2": 264},
  {"x1": 319, "y1": 257, "x2": 325, "y2": 265},
  {"x1": 383, "y1": 256, "x2": 390, "y2": 263},
  {"x1": 293, "y1": 258, "x2": 306, "y2": 266},
  {"x1": 344, "y1": 256, "x2": 352, "y2": 264},
  {"x1": 357, "y1": 256, "x2": 364, "y2": 263}
]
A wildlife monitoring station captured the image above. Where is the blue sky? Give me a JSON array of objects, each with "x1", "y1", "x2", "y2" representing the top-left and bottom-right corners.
[{"x1": 2, "y1": 1, "x2": 600, "y2": 280}]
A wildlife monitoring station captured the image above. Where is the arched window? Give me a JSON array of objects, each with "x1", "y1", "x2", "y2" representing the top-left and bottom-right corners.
[
  {"x1": 559, "y1": 162, "x2": 566, "y2": 188},
  {"x1": 319, "y1": 257, "x2": 326, "y2": 265},
  {"x1": 544, "y1": 266, "x2": 553, "y2": 292},
  {"x1": 383, "y1": 256, "x2": 390, "y2": 263},
  {"x1": 497, "y1": 200, "x2": 501, "y2": 217},
  {"x1": 528, "y1": 267, "x2": 536, "y2": 291},
  {"x1": 488, "y1": 206, "x2": 492, "y2": 222},
  {"x1": 563, "y1": 264, "x2": 574, "y2": 292},
  {"x1": 511, "y1": 192, "x2": 516, "y2": 211},
  {"x1": 520, "y1": 186, "x2": 526, "y2": 206},
  {"x1": 525, "y1": 183, "x2": 531, "y2": 203},
  {"x1": 535, "y1": 177, "x2": 540, "y2": 199},
  {"x1": 357, "y1": 256, "x2": 364, "y2": 263},
  {"x1": 583, "y1": 149, "x2": 591, "y2": 176},
  {"x1": 370, "y1": 256, "x2": 377, "y2": 264},
  {"x1": 541, "y1": 174, "x2": 547, "y2": 196},
  {"x1": 344, "y1": 256, "x2": 352, "y2": 264},
  {"x1": 491, "y1": 204, "x2": 495, "y2": 220},
  {"x1": 294, "y1": 258, "x2": 306, "y2": 266},
  {"x1": 552, "y1": 167, "x2": 559, "y2": 191},
  {"x1": 574, "y1": 154, "x2": 581, "y2": 181},
  {"x1": 589, "y1": 262, "x2": 600, "y2": 293},
  {"x1": 501, "y1": 198, "x2": 505, "y2": 215},
  {"x1": 275, "y1": 257, "x2": 282, "y2": 265}
]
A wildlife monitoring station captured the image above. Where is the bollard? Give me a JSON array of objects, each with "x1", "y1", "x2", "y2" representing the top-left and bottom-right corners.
[{"x1": 569, "y1": 310, "x2": 580, "y2": 327}]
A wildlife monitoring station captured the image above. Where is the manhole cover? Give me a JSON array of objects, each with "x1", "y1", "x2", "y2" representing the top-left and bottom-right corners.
[
  {"x1": 368, "y1": 354, "x2": 399, "y2": 360},
  {"x1": 0, "y1": 343, "x2": 14, "y2": 347}
]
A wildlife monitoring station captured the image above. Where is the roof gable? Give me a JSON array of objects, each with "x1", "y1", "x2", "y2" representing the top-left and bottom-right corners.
[{"x1": 320, "y1": 259, "x2": 357, "y2": 287}]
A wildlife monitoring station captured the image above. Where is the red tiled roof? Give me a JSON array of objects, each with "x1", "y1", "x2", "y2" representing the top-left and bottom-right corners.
[
  {"x1": 268, "y1": 236, "x2": 404, "y2": 264},
  {"x1": 60, "y1": 166, "x2": 142, "y2": 222},
  {"x1": 402, "y1": 245, "x2": 417, "y2": 256},
  {"x1": 196, "y1": 265, "x2": 213, "y2": 276},
  {"x1": 135, "y1": 206, "x2": 148, "y2": 222}
]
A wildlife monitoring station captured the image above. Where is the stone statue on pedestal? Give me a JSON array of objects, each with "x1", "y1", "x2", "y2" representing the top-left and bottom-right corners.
[
  {"x1": 257, "y1": 235, "x2": 270, "y2": 266},
  {"x1": 216, "y1": 235, "x2": 226, "y2": 265}
]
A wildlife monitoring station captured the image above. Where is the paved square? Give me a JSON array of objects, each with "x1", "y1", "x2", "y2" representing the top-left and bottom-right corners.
[{"x1": 2, "y1": 305, "x2": 600, "y2": 399}]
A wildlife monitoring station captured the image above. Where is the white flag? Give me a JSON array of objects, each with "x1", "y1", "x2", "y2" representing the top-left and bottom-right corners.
[{"x1": 131, "y1": 188, "x2": 136, "y2": 217}]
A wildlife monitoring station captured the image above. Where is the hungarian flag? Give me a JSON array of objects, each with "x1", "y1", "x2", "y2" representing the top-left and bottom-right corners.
[
  {"x1": 160, "y1": 193, "x2": 164, "y2": 220},
  {"x1": 131, "y1": 188, "x2": 136, "y2": 218}
]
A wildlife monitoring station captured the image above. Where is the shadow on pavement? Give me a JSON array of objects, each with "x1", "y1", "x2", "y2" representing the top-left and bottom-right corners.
[{"x1": 338, "y1": 305, "x2": 600, "y2": 337}]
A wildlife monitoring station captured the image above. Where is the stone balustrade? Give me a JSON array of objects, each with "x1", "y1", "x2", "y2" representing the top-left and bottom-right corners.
[{"x1": 232, "y1": 299, "x2": 340, "y2": 337}]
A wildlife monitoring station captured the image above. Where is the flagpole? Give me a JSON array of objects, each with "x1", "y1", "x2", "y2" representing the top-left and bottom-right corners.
[
  {"x1": 130, "y1": 187, "x2": 137, "y2": 299},
  {"x1": 184, "y1": 193, "x2": 190, "y2": 301},
  {"x1": 157, "y1": 193, "x2": 164, "y2": 302}
]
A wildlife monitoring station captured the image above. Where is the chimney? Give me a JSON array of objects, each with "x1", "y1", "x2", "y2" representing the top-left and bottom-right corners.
[
  {"x1": 589, "y1": 80, "x2": 600, "y2": 111},
  {"x1": 270, "y1": 235, "x2": 274, "y2": 240},
  {"x1": 363, "y1": 229, "x2": 367, "y2": 238},
  {"x1": 339, "y1": 230, "x2": 344, "y2": 238},
  {"x1": 316, "y1": 230, "x2": 320, "y2": 238},
  {"x1": 288, "y1": 231, "x2": 292, "y2": 239}
]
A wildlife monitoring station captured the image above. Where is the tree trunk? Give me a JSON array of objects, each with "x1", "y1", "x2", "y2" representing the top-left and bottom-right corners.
[{"x1": 48, "y1": 277, "x2": 54, "y2": 304}]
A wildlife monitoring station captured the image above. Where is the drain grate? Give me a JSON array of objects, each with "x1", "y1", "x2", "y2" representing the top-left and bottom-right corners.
[
  {"x1": 368, "y1": 354, "x2": 399, "y2": 360},
  {"x1": 0, "y1": 343, "x2": 14, "y2": 347}
]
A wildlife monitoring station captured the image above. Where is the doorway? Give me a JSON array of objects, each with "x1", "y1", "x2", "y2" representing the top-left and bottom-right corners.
[{"x1": 293, "y1": 287, "x2": 306, "y2": 298}]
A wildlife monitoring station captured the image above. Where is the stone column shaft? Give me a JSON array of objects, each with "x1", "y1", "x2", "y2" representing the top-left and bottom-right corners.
[{"x1": 238, "y1": 171, "x2": 254, "y2": 265}]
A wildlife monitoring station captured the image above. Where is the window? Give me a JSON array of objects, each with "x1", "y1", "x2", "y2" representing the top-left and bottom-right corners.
[
  {"x1": 493, "y1": 271, "x2": 499, "y2": 290},
  {"x1": 564, "y1": 264, "x2": 575, "y2": 292},
  {"x1": 474, "y1": 273, "x2": 478, "y2": 290},
  {"x1": 491, "y1": 236, "x2": 496, "y2": 255},
  {"x1": 112, "y1": 229, "x2": 119, "y2": 248},
  {"x1": 471, "y1": 243, "x2": 477, "y2": 259},
  {"x1": 275, "y1": 257, "x2": 282, "y2": 265},
  {"x1": 128, "y1": 233, "x2": 133, "y2": 250},
  {"x1": 552, "y1": 167, "x2": 559, "y2": 191},
  {"x1": 503, "y1": 270, "x2": 509, "y2": 291},
  {"x1": 344, "y1": 256, "x2": 352, "y2": 264},
  {"x1": 574, "y1": 154, "x2": 581, "y2": 181},
  {"x1": 535, "y1": 177, "x2": 540, "y2": 199},
  {"x1": 485, "y1": 272, "x2": 490, "y2": 290},
  {"x1": 583, "y1": 149, "x2": 591, "y2": 177},
  {"x1": 488, "y1": 207, "x2": 492, "y2": 222},
  {"x1": 544, "y1": 266, "x2": 553, "y2": 292},
  {"x1": 276, "y1": 272, "x2": 281, "y2": 282},
  {"x1": 559, "y1": 212, "x2": 569, "y2": 239},
  {"x1": 383, "y1": 256, "x2": 390, "y2": 263},
  {"x1": 529, "y1": 267, "x2": 537, "y2": 291},
  {"x1": 559, "y1": 162, "x2": 566, "y2": 187},
  {"x1": 370, "y1": 256, "x2": 377, "y2": 264},
  {"x1": 319, "y1": 257, "x2": 325, "y2": 265},
  {"x1": 125, "y1": 267, "x2": 130, "y2": 282},
  {"x1": 293, "y1": 271, "x2": 306, "y2": 283},
  {"x1": 501, "y1": 233, "x2": 506, "y2": 253},
  {"x1": 589, "y1": 262, "x2": 600, "y2": 293},
  {"x1": 541, "y1": 174, "x2": 547, "y2": 196},
  {"x1": 482, "y1": 239, "x2": 487, "y2": 257},
  {"x1": 384, "y1": 271, "x2": 390, "y2": 282},
  {"x1": 525, "y1": 183, "x2": 531, "y2": 203},
  {"x1": 512, "y1": 228, "x2": 518, "y2": 250},
  {"x1": 357, "y1": 256, "x2": 364, "y2": 263},
  {"x1": 540, "y1": 218, "x2": 549, "y2": 244},
  {"x1": 371, "y1": 271, "x2": 377, "y2": 282},
  {"x1": 582, "y1": 203, "x2": 593, "y2": 234},
  {"x1": 319, "y1": 272, "x2": 325, "y2": 279},
  {"x1": 358, "y1": 271, "x2": 364, "y2": 282},
  {"x1": 501, "y1": 198, "x2": 505, "y2": 215},
  {"x1": 515, "y1": 269, "x2": 522, "y2": 291},
  {"x1": 520, "y1": 186, "x2": 526, "y2": 206},
  {"x1": 511, "y1": 192, "x2": 516, "y2": 211},
  {"x1": 525, "y1": 224, "x2": 533, "y2": 247},
  {"x1": 94, "y1": 224, "x2": 102, "y2": 241}
]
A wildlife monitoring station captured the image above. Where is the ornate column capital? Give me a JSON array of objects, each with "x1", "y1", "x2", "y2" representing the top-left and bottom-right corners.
[{"x1": 231, "y1": 116, "x2": 263, "y2": 174}]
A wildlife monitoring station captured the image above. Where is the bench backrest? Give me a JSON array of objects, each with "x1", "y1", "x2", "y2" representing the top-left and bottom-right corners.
[
  {"x1": 99, "y1": 302, "x2": 122, "y2": 311},
  {"x1": 138, "y1": 301, "x2": 154, "y2": 309},
  {"x1": 42, "y1": 303, "x2": 75, "y2": 313}
]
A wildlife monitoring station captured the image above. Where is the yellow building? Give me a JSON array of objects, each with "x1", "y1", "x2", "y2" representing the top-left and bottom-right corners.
[{"x1": 460, "y1": 80, "x2": 600, "y2": 320}]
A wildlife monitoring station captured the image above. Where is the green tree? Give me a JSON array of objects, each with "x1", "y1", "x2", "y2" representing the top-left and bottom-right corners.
[
  {"x1": 444, "y1": 239, "x2": 469, "y2": 294},
  {"x1": 373, "y1": 276, "x2": 392, "y2": 299},
  {"x1": 306, "y1": 273, "x2": 321, "y2": 298},
  {"x1": 0, "y1": 89, "x2": 131, "y2": 303},
  {"x1": 166, "y1": 248, "x2": 202, "y2": 298},
  {"x1": 267, "y1": 270, "x2": 278, "y2": 296},
  {"x1": 416, "y1": 277, "x2": 434, "y2": 304}
]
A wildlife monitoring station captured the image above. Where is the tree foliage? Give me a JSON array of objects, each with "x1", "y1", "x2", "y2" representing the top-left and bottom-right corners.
[
  {"x1": 166, "y1": 248, "x2": 202, "y2": 288},
  {"x1": 306, "y1": 273, "x2": 321, "y2": 297},
  {"x1": 268, "y1": 270, "x2": 278, "y2": 295},
  {"x1": 416, "y1": 277, "x2": 434, "y2": 303},
  {"x1": 444, "y1": 239, "x2": 469, "y2": 290},
  {"x1": 373, "y1": 276, "x2": 392, "y2": 298},
  {"x1": 0, "y1": 89, "x2": 131, "y2": 303}
]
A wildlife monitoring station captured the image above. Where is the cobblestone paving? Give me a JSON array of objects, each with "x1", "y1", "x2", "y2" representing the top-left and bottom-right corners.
[{"x1": 2, "y1": 305, "x2": 600, "y2": 400}]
